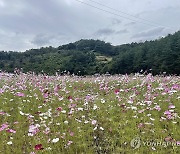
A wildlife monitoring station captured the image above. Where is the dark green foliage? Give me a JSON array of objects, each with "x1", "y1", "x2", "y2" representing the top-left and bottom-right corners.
[
  {"x1": 0, "y1": 31, "x2": 180, "y2": 75},
  {"x1": 109, "y1": 31, "x2": 180, "y2": 75},
  {"x1": 58, "y1": 39, "x2": 114, "y2": 56}
]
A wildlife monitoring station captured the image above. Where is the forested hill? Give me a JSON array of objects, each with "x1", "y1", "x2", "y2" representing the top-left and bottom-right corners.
[{"x1": 0, "y1": 31, "x2": 180, "y2": 75}]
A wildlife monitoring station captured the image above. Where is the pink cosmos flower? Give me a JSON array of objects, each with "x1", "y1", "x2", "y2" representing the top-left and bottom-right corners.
[
  {"x1": 176, "y1": 141, "x2": 180, "y2": 146},
  {"x1": 0, "y1": 112, "x2": 5, "y2": 115},
  {"x1": 67, "y1": 141, "x2": 73, "y2": 146},
  {"x1": 138, "y1": 109, "x2": 145, "y2": 113},
  {"x1": 43, "y1": 93, "x2": 48, "y2": 98},
  {"x1": 28, "y1": 124, "x2": 40, "y2": 136},
  {"x1": 6, "y1": 129, "x2": 16, "y2": 134},
  {"x1": 166, "y1": 114, "x2": 173, "y2": 120},
  {"x1": 137, "y1": 123, "x2": 145, "y2": 128},
  {"x1": 56, "y1": 107, "x2": 62, "y2": 111},
  {"x1": 164, "y1": 110, "x2": 171, "y2": 115},
  {"x1": 85, "y1": 95, "x2": 91, "y2": 102},
  {"x1": 172, "y1": 84, "x2": 180, "y2": 90},
  {"x1": 164, "y1": 136, "x2": 173, "y2": 142},
  {"x1": 70, "y1": 131, "x2": 74, "y2": 136},
  {"x1": 16, "y1": 92, "x2": 25, "y2": 97},
  {"x1": 68, "y1": 108, "x2": 74, "y2": 115},
  {"x1": 164, "y1": 110, "x2": 174, "y2": 119},
  {"x1": 68, "y1": 104, "x2": 76, "y2": 108},
  {"x1": 114, "y1": 89, "x2": 120, "y2": 94},
  {"x1": 14, "y1": 121, "x2": 19, "y2": 124},
  {"x1": 54, "y1": 85, "x2": 60, "y2": 93},
  {"x1": 0, "y1": 89, "x2": 4, "y2": 94},
  {"x1": 168, "y1": 104, "x2": 175, "y2": 109},
  {"x1": 0, "y1": 123, "x2": 9, "y2": 131},
  {"x1": 91, "y1": 120, "x2": 97, "y2": 125},
  {"x1": 154, "y1": 105, "x2": 161, "y2": 111},
  {"x1": 135, "y1": 91, "x2": 140, "y2": 95}
]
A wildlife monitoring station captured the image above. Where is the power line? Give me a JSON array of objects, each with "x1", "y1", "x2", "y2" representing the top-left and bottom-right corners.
[
  {"x1": 74, "y1": 0, "x2": 175, "y2": 30},
  {"x1": 88, "y1": 0, "x2": 175, "y2": 30}
]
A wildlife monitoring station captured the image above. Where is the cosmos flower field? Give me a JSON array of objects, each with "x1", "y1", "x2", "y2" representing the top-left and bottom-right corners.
[{"x1": 0, "y1": 72, "x2": 179, "y2": 153}]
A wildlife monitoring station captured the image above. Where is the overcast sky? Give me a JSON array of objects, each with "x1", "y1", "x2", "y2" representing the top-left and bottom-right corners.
[{"x1": 0, "y1": 0, "x2": 180, "y2": 51}]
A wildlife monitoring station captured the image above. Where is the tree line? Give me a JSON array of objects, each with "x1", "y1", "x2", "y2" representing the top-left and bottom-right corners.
[{"x1": 0, "y1": 31, "x2": 180, "y2": 75}]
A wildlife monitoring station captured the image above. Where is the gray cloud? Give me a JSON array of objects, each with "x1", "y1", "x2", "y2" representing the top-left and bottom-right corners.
[
  {"x1": 132, "y1": 27, "x2": 165, "y2": 38},
  {"x1": 95, "y1": 28, "x2": 115, "y2": 36},
  {"x1": 31, "y1": 34, "x2": 52, "y2": 46},
  {"x1": 95, "y1": 28, "x2": 128, "y2": 37},
  {"x1": 0, "y1": 0, "x2": 180, "y2": 51},
  {"x1": 125, "y1": 22, "x2": 136, "y2": 26},
  {"x1": 111, "y1": 18, "x2": 122, "y2": 25},
  {"x1": 116, "y1": 29, "x2": 128, "y2": 34}
]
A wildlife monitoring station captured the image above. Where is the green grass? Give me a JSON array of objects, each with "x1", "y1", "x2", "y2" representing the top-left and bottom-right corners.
[{"x1": 0, "y1": 73, "x2": 179, "y2": 153}]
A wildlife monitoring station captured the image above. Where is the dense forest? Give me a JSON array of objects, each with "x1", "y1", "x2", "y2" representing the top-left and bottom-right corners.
[{"x1": 0, "y1": 31, "x2": 180, "y2": 75}]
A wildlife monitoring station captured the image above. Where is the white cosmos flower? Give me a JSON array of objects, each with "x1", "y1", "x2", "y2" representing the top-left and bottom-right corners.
[
  {"x1": 19, "y1": 111, "x2": 24, "y2": 115},
  {"x1": 52, "y1": 138, "x2": 59, "y2": 143},
  {"x1": 93, "y1": 127, "x2": 97, "y2": 131},
  {"x1": 93, "y1": 105, "x2": 98, "y2": 110},
  {"x1": 84, "y1": 120, "x2": 89, "y2": 124},
  {"x1": 150, "y1": 117, "x2": 155, "y2": 121},
  {"x1": 64, "y1": 121, "x2": 68, "y2": 124},
  {"x1": 44, "y1": 116, "x2": 48, "y2": 119},
  {"x1": 100, "y1": 127, "x2": 104, "y2": 131},
  {"x1": 78, "y1": 108, "x2": 83, "y2": 111},
  {"x1": 131, "y1": 106, "x2": 137, "y2": 110},
  {"x1": 7, "y1": 141, "x2": 13, "y2": 145},
  {"x1": 61, "y1": 110, "x2": 66, "y2": 113},
  {"x1": 101, "y1": 99, "x2": 105, "y2": 104}
]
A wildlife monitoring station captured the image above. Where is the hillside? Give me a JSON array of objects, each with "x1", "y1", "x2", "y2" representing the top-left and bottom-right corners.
[{"x1": 0, "y1": 31, "x2": 180, "y2": 75}]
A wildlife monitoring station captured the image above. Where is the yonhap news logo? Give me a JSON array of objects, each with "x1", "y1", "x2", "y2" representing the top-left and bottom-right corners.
[
  {"x1": 130, "y1": 136, "x2": 141, "y2": 149},
  {"x1": 130, "y1": 136, "x2": 180, "y2": 149}
]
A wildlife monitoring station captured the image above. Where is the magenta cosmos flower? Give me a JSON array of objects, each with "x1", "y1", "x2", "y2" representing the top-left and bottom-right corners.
[{"x1": 35, "y1": 144, "x2": 44, "y2": 150}]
